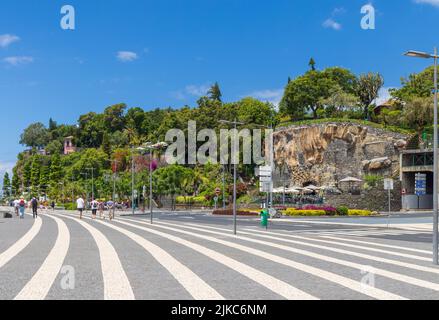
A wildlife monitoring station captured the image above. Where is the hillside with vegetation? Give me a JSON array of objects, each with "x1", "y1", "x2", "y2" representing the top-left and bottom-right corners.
[{"x1": 1, "y1": 60, "x2": 435, "y2": 207}]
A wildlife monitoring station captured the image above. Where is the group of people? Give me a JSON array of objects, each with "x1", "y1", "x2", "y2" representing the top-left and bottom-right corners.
[
  {"x1": 75, "y1": 197, "x2": 115, "y2": 220},
  {"x1": 12, "y1": 197, "x2": 40, "y2": 219}
]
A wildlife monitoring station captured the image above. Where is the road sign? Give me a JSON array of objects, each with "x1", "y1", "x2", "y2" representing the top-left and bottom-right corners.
[
  {"x1": 259, "y1": 176, "x2": 272, "y2": 183},
  {"x1": 258, "y1": 166, "x2": 272, "y2": 177},
  {"x1": 384, "y1": 179, "x2": 394, "y2": 191},
  {"x1": 415, "y1": 173, "x2": 427, "y2": 196}
]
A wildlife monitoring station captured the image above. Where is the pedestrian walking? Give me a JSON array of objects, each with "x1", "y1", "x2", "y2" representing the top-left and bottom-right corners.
[
  {"x1": 31, "y1": 197, "x2": 38, "y2": 219},
  {"x1": 13, "y1": 199, "x2": 19, "y2": 216},
  {"x1": 51, "y1": 201, "x2": 55, "y2": 211},
  {"x1": 91, "y1": 199, "x2": 98, "y2": 219},
  {"x1": 18, "y1": 198, "x2": 26, "y2": 219},
  {"x1": 98, "y1": 201, "x2": 104, "y2": 219},
  {"x1": 107, "y1": 200, "x2": 115, "y2": 220},
  {"x1": 76, "y1": 196, "x2": 85, "y2": 219}
]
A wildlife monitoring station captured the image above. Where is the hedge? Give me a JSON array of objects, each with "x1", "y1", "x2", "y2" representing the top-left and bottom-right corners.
[
  {"x1": 281, "y1": 208, "x2": 373, "y2": 217},
  {"x1": 212, "y1": 209, "x2": 259, "y2": 216},
  {"x1": 348, "y1": 210, "x2": 373, "y2": 216}
]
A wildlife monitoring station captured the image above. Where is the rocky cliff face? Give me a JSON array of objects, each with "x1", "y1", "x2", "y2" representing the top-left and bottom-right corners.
[{"x1": 273, "y1": 122, "x2": 409, "y2": 187}]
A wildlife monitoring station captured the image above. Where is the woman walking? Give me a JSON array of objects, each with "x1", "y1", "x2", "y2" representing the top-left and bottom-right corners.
[{"x1": 18, "y1": 198, "x2": 26, "y2": 219}]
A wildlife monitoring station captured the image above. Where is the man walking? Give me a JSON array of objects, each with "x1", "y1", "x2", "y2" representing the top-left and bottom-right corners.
[
  {"x1": 31, "y1": 197, "x2": 38, "y2": 219},
  {"x1": 76, "y1": 196, "x2": 85, "y2": 219}
]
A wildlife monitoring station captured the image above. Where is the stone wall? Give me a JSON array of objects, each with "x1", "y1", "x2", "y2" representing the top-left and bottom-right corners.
[
  {"x1": 324, "y1": 181, "x2": 402, "y2": 212},
  {"x1": 273, "y1": 122, "x2": 409, "y2": 187}
]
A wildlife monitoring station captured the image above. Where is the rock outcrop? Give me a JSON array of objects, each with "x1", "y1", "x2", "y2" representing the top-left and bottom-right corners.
[{"x1": 273, "y1": 122, "x2": 409, "y2": 187}]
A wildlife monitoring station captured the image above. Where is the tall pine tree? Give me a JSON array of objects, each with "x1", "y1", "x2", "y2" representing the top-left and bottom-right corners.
[{"x1": 2, "y1": 172, "x2": 11, "y2": 198}]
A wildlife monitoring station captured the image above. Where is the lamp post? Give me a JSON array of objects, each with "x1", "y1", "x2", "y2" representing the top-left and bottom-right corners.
[
  {"x1": 219, "y1": 119, "x2": 245, "y2": 235},
  {"x1": 404, "y1": 48, "x2": 439, "y2": 265}
]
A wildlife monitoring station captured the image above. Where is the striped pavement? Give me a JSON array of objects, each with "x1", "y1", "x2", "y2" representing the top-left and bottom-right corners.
[{"x1": 0, "y1": 209, "x2": 438, "y2": 300}]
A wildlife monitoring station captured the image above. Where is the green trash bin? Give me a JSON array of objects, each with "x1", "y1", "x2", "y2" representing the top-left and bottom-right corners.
[{"x1": 260, "y1": 209, "x2": 269, "y2": 228}]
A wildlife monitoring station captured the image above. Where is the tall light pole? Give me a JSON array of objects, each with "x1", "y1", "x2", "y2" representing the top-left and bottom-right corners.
[
  {"x1": 404, "y1": 48, "x2": 439, "y2": 265},
  {"x1": 219, "y1": 119, "x2": 245, "y2": 235}
]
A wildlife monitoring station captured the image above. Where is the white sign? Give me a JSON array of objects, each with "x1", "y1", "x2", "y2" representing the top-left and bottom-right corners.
[
  {"x1": 259, "y1": 176, "x2": 272, "y2": 183},
  {"x1": 260, "y1": 182, "x2": 272, "y2": 193},
  {"x1": 384, "y1": 178, "x2": 394, "y2": 191},
  {"x1": 258, "y1": 166, "x2": 272, "y2": 177}
]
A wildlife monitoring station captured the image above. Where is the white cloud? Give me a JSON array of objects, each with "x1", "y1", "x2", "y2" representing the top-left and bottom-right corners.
[
  {"x1": 0, "y1": 34, "x2": 20, "y2": 48},
  {"x1": 185, "y1": 84, "x2": 210, "y2": 97},
  {"x1": 323, "y1": 19, "x2": 342, "y2": 30},
  {"x1": 247, "y1": 88, "x2": 284, "y2": 107},
  {"x1": 3, "y1": 56, "x2": 34, "y2": 66},
  {"x1": 172, "y1": 84, "x2": 211, "y2": 100},
  {"x1": 117, "y1": 51, "x2": 138, "y2": 62},
  {"x1": 414, "y1": 0, "x2": 439, "y2": 7}
]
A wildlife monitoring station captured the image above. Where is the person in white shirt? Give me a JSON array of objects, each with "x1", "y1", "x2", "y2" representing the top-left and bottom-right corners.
[
  {"x1": 13, "y1": 199, "x2": 20, "y2": 216},
  {"x1": 76, "y1": 197, "x2": 85, "y2": 219}
]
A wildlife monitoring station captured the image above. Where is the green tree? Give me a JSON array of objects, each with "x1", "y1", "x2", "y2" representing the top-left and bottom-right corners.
[
  {"x1": 280, "y1": 70, "x2": 336, "y2": 119},
  {"x1": 102, "y1": 132, "x2": 111, "y2": 156},
  {"x1": 355, "y1": 72, "x2": 384, "y2": 119},
  {"x1": 20, "y1": 123, "x2": 50, "y2": 148},
  {"x1": 391, "y1": 66, "x2": 435, "y2": 102},
  {"x1": 49, "y1": 154, "x2": 63, "y2": 188},
  {"x1": 208, "y1": 82, "x2": 222, "y2": 102},
  {"x1": 402, "y1": 96, "x2": 433, "y2": 139},
  {"x1": 2, "y1": 172, "x2": 11, "y2": 198},
  {"x1": 39, "y1": 165, "x2": 50, "y2": 195},
  {"x1": 46, "y1": 140, "x2": 63, "y2": 155},
  {"x1": 11, "y1": 169, "x2": 20, "y2": 197},
  {"x1": 30, "y1": 157, "x2": 41, "y2": 193},
  {"x1": 308, "y1": 58, "x2": 316, "y2": 71}
]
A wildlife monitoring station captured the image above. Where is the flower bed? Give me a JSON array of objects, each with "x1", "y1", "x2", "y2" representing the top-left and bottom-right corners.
[
  {"x1": 281, "y1": 207, "x2": 373, "y2": 217},
  {"x1": 212, "y1": 209, "x2": 259, "y2": 216}
]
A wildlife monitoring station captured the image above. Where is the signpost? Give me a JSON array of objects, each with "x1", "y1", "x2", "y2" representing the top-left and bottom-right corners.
[
  {"x1": 415, "y1": 173, "x2": 427, "y2": 209},
  {"x1": 257, "y1": 166, "x2": 272, "y2": 208},
  {"x1": 384, "y1": 178, "x2": 394, "y2": 228}
]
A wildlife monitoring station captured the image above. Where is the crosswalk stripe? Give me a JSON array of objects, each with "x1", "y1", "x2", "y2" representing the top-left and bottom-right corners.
[
  {"x1": 89, "y1": 218, "x2": 224, "y2": 300},
  {"x1": 241, "y1": 229, "x2": 431, "y2": 262},
  {"x1": 15, "y1": 215, "x2": 70, "y2": 300},
  {"x1": 119, "y1": 217, "x2": 405, "y2": 300},
  {"x1": 0, "y1": 216, "x2": 42, "y2": 269},
  {"x1": 317, "y1": 236, "x2": 431, "y2": 255},
  {"x1": 174, "y1": 222, "x2": 439, "y2": 292},
  {"x1": 54, "y1": 214, "x2": 134, "y2": 300},
  {"x1": 109, "y1": 217, "x2": 317, "y2": 300}
]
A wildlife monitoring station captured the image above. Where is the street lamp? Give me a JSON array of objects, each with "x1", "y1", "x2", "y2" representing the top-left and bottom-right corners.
[
  {"x1": 219, "y1": 119, "x2": 245, "y2": 235},
  {"x1": 404, "y1": 48, "x2": 439, "y2": 265}
]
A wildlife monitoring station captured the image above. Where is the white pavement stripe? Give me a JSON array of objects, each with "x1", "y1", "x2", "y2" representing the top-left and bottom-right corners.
[
  {"x1": 176, "y1": 222, "x2": 439, "y2": 292},
  {"x1": 242, "y1": 229, "x2": 430, "y2": 262},
  {"x1": 111, "y1": 218, "x2": 317, "y2": 300},
  {"x1": 317, "y1": 235, "x2": 431, "y2": 259},
  {"x1": 15, "y1": 215, "x2": 70, "y2": 300},
  {"x1": 316, "y1": 236, "x2": 431, "y2": 255},
  {"x1": 317, "y1": 230, "x2": 428, "y2": 237},
  {"x1": 119, "y1": 218, "x2": 404, "y2": 300},
  {"x1": 90, "y1": 218, "x2": 224, "y2": 300},
  {"x1": 54, "y1": 214, "x2": 134, "y2": 300},
  {"x1": 0, "y1": 216, "x2": 42, "y2": 269}
]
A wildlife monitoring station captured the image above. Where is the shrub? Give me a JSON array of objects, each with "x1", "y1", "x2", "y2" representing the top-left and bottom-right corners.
[
  {"x1": 364, "y1": 175, "x2": 383, "y2": 188},
  {"x1": 282, "y1": 209, "x2": 326, "y2": 217},
  {"x1": 348, "y1": 210, "x2": 373, "y2": 216},
  {"x1": 336, "y1": 206, "x2": 349, "y2": 216},
  {"x1": 212, "y1": 209, "x2": 259, "y2": 216},
  {"x1": 303, "y1": 205, "x2": 337, "y2": 216}
]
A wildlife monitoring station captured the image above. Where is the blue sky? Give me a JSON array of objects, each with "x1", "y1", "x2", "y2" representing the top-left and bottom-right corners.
[{"x1": 1, "y1": 0, "x2": 439, "y2": 176}]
